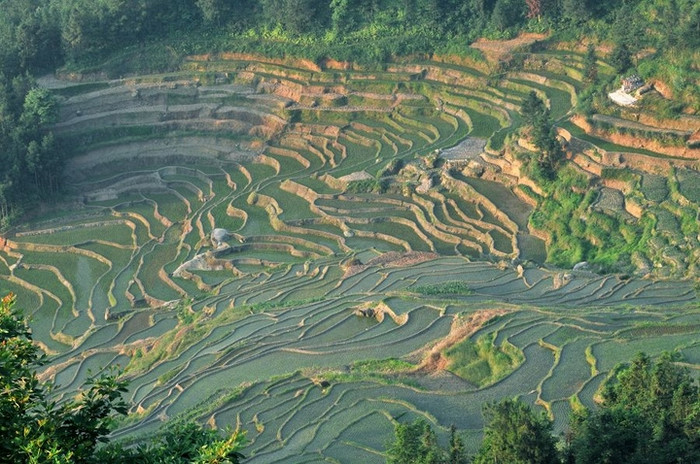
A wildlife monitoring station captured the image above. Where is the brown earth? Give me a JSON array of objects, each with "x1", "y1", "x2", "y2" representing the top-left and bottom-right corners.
[
  {"x1": 471, "y1": 33, "x2": 547, "y2": 64},
  {"x1": 571, "y1": 115, "x2": 700, "y2": 161},
  {"x1": 413, "y1": 309, "x2": 508, "y2": 374}
]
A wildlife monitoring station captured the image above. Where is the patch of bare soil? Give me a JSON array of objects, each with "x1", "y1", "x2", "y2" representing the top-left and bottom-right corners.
[
  {"x1": 413, "y1": 309, "x2": 508, "y2": 375},
  {"x1": 571, "y1": 115, "x2": 700, "y2": 161},
  {"x1": 471, "y1": 33, "x2": 547, "y2": 63}
]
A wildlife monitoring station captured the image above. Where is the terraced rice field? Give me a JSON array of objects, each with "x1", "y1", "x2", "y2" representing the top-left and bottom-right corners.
[{"x1": 2, "y1": 51, "x2": 699, "y2": 461}]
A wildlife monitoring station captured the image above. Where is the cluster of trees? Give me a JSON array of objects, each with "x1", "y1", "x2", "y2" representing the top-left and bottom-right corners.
[
  {"x1": 0, "y1": 78, "x2": 64, "y2": 228},
  {"x1": 386, "y1": 422, "x2": 468, "y2": 464},
  {"x1": 521, "y1": 90, "x2": 563, "y2": 181},
  {"x1": 0, "y1": 293, "x2": 245, "y2": 463},
  {"x1": 2, "y1": 1, "x2": 699, "y2": 72},
  {"x1": 388, "y1": 352, "x2": 700, "y2": 463}
]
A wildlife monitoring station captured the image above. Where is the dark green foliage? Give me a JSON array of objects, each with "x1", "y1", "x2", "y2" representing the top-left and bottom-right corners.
[
  {"x1": 386, "y1": 419, "x2": 467, "y2": 464},
  {"x1": 490, "y1": 0, "x2": 526, "y2": 31},
  {"x1": 382, "y1": 158, "x2": 405, "y2": 177},
  {"x1": 94, "y1": 422, "x2": 245, "y2": 464},
  {"x1": 568, "y1": 352, "x2": 700, "y2": 464},
  {"x1": 260, "y1": 0, "x2": 329, "y2": 35},
  {"x1": 610, "y1": 42, "x2": 632, "y2": 74},
  {"x1": 0, "y1": 293, "x2": 245, "y2": 464},
  {"x1": 583, "y1": 44, "x2": 598, "y2": 84},
  {"x1": 387, "y1": 355, "x2": 699, "y2": 463},
  {"x1": 561, "y1": 0, "x2": 591, "y2": 25},
  {"x1": 346, "y1": 178, "x2": 389, "y2": 194},
  {"x1": 522, "y1": 91, "x2": 547, "y2": 128},
  {"x1": 448, "y1": 425, "x2": 468, "y2": 464},
  {"x1": 196, "y1": 0, "x2": 226, "y2": 25},
  {"x1": 0, "y1": 78, "x2": 65, "y2": 226},
  {"x1": 407, "y1": 281, "x2": 473, "y2": 296},
  {"x1": 520, "y1": 91, "x2": 563, "y2": 180},
  {"x1": 0, "y1": 292, "x2": 128, "y2": 464},
  {"x1": 473, "y1": 399, "x2": 559, "y2": 464}
]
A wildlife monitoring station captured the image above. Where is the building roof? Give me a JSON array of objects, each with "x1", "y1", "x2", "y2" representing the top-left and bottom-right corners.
[{"x1": 622, "y1": 74, "x2": 644, "y2": 92}]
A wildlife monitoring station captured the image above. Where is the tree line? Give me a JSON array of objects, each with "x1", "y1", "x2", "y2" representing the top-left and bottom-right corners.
[
  {"x1": 387, "y1": 351, "x2": 700, "y2": 464},
  {"x1": 0, "y1": 77, "x2": 63, "y2": 227},
  {"x1": 2, "y1": 1, "x2": 698, "y2": 75}
]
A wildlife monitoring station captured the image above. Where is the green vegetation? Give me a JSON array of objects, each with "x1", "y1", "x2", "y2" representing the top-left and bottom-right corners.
[
  {"x1": 351, "y1": 358, "x2": 415, "y2": 375},
  {"x1": 521, "y1": 90, "x2": 564, "y2": 180},
  {"x1": 318, "y1": 358, "x2": 420, "y2": 390},
  {"x1": 386, "y1": 420, "x2": 468, "y2": 464},
  {"x1": 388, "y1": 353, "x2": 700, "y2": 463},
  {"x1": 529, "y1": 166, "x2": 650, "y2": 271},
  {"x1": 407, "y1": 281, "x2": 473, "y2": 296},
  {"x1": 0, "y1": 84, "x2": 64, "y2": 228},
  {"x1": 0, "y1": 294, "x2": 244, "y2": 464},
  {"x1": 567, "y1": 352, "x2": 700, "y2": 464},
  {"x1": 473, "y1": 399, "x2": 559, "y2": 464},
  {"x1": 1, "y1": 1, "x2": 699, "y2": 462},
  {"x1": 444, "y1": 333, "x2": 524, "y2": 387}
]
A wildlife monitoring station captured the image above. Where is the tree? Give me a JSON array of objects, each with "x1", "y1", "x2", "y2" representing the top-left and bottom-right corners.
[
  {"x1": 260, "y1": 0, "x2": 326, "y2": 35},
  {"x1": 569, "y1": 352, "x2": 700, "y2": 464},
  {"x1": 20, "y1": 87, "x2": 58, "y2": 127},
  {"x1": 609, "y1": 42, "x2": 632, "y2": 74},
  {"x1": 661, "y1": 0, "x2": 681, "y2": 49},
  {"x1": 583, "y1": 44, "x2": 597, "y2": 84},
  {"x1": 94, "y1": 422, "x2": 245, "y2": 464},
  {"x1": 447, "y1": 425, "x2": 468, "y2": 464},
  {"x1": 197, "y1": 0, "x2": 222, "y2": 25},
  {"x1": 561, "y1": 0, "x2": 590, "y2": 25},
  {"x1": 329, "y1": 0, "x2": 351, "y2": 33},
  {"x1": 0, "y1": 292, "x2": 128, "y2": 463},
  {"x1": 521, "y1": 91, "x2": 563, "y2": 179},
  {"x1": 473, "y1": 399, "x2": 559, "y2": 464},
  {"x1": 490, "y1": 0, "x2": 526, "y2": 31},
  {"x1": 687, "y1": 4, "x2": 700, "y2": 48},
  {"x1": 522, "y1": 90, "x2": 547, "y2": 127},
  {"x1": 0, "y1": 293, "x2": 246, "y2": 464},
  {"x1": 386, "y1": 419, "x2": 447, "y2": 464}
]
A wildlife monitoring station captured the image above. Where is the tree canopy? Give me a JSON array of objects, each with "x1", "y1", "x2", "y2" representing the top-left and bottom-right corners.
[
  {"x1": 473, "y1": 399, "x2": 559, "y2": 464},
  {"x1": 568, "y1": 352, "x2": 700, "y2": 464},
  {"x1": 0, "y1": 293, "x2": 245, "y2": 464},
  {"x1": 386, "y1": 353, "x2": 700, "y2": 463},
  {"x1": 385, "y1": 419, "x2": 468, "y2": 464}
]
